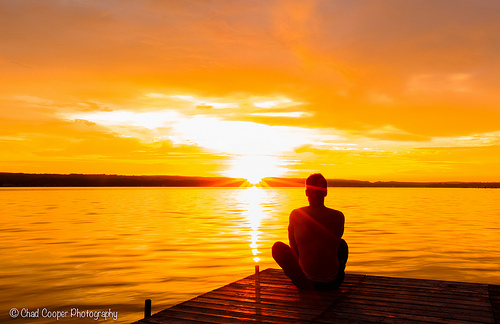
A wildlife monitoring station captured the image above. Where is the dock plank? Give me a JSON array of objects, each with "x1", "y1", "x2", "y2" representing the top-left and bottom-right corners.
[
  {"x1": 489, "y1": 284, "x2": 500, "y2": 323},
  {"x1": 334, "y1": 297, "x2": 494, "y2": 323},
  {"x1": 133, "y1": 268, "x2": 498, "y2": 324}
]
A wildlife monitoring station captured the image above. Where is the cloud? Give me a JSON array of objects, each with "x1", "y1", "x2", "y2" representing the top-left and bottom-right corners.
[
  {"x1": 359, "y1": 125, "x2": 431, "y2": 142},
  {"x1": 168, "y1": 94, "x2": 238, "y2": 109},
  {"x1": 64, "y1": 110, "x2": 184, "y2": 129},
  {"x1": 75, "y1": 102, "x2": 113, "y2": 112},
  {"x1": 196, "y1": 104, "x2": 213, "y2": 110},
  {"x1": 253, "y1": 98, "x2": 294, "y2": 108},
  {"x1": 407, "y1": 73, "x2": 473, "y2": 93},
  {"x1": 250, "y1": 112, "x2": 310, "y2": 118}
]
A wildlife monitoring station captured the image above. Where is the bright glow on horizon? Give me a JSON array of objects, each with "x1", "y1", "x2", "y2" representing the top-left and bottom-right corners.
[
  {"x1": 225, "y1": 155, "x2": 286, "y2": 184},
  {"x1": 64, "y1": 108, "x2": 313, "y2": 180},
  {"x1": 172, "y1": 116, "x2": 314, "y2": 155}
]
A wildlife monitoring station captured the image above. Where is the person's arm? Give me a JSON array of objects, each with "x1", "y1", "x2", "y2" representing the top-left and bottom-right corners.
[
  {"x1": 288, "y1": 210, "x2": 299, "y2": 257},
  {"x1": 338, "y1": 211, "x2": 345, "y2": 237}
]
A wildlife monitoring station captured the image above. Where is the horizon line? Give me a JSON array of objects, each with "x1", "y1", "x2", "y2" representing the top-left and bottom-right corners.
[{"x1": 1, "y1": 172, "x2": 499, "y2": 185}]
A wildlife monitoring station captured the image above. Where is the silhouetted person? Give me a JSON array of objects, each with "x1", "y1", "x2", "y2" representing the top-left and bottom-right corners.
[{"x1": 272, "y1": 173, "x2": 348, "y2": 290}]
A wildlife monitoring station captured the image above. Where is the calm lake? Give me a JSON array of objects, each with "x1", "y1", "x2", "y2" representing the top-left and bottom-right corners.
[{"x1": 1, "y1": 187, "x2": 500, "y2": 323}]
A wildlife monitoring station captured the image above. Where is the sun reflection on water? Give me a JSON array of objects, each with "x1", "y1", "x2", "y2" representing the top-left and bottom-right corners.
[{"x1": 237, "y1": 187, "x2": 268, "y2": 264}]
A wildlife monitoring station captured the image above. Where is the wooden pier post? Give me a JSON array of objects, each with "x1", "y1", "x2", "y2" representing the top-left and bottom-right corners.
[
  {"x1": 144, "y1": 299, "x2": 151, "y2": 319},
  {"x1": 254, "y1": 264, "x2": 261, "y2": 304}
]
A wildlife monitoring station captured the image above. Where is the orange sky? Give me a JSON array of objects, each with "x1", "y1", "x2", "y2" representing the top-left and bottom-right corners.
[{"x1": 1, "y1": 0, "x2": 500, "y2": 182}]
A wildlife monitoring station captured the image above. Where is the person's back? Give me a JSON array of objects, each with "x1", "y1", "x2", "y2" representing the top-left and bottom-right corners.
[
  {"x1": 272, "y1": 173, "x2": 348, "y2": 290},
  {"x1": 290, "y1": 205, "x2": 344, "y2": 281}
]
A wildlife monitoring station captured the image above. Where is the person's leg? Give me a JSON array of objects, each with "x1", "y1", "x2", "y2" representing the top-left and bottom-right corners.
[
  {"x1": 330, "y1": 239, "x2": 349, "y2": 288},
  {"x1": 272, "y1": 241, "x2": 313, "y2": 289},
  {"x1": 338, "y1": 239, "x2": 348, "y2": 270}
]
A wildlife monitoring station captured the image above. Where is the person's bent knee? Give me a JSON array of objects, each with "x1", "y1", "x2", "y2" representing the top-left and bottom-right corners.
[
  {"x1": 338, "y1": 239, "x2": 349, "y2": 263},
  {"x1": 272, "y1": 241, "x2": 289, "y2": 258}
]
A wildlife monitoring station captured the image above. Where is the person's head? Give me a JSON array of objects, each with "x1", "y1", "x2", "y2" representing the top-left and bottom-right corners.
[{"x1": 305, "y1": 173, "x2": 327, "y2": 206}]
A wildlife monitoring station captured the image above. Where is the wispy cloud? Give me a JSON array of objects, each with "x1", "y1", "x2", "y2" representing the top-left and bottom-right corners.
[{"x1": 250, "y1": 112, "x2": 310, "y2": 118}]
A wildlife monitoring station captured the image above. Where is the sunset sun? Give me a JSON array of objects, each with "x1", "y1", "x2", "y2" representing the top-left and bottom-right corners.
[{"x1": 225, "y1": 155, "x2": 286, "y2": 185}]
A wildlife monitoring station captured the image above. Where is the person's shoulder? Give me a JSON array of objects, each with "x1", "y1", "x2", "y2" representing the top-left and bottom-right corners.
[
  {"x1": 291, "y1": 207, "x2": 307, "y2": 214},
  {"x1": 326, "y1": 207, "x2": 344, "y2": 218},
  {"x1": 289, "y1": 207, "x2": 307, "y2": 219}
]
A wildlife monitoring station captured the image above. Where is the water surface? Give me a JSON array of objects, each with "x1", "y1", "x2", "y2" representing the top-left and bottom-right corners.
[{"x1": 1, "y1": 187, "x2": 499, "y2": 323}]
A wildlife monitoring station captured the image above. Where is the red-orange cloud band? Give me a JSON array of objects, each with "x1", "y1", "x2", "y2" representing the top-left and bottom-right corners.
[{"x1": 306, "y1": 184, "x2": 328, "y2": 192}]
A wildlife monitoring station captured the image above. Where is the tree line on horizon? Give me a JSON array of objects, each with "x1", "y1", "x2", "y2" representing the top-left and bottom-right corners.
[{"x1": 1, "y1": 173, "x2": 499, "y2": 188}]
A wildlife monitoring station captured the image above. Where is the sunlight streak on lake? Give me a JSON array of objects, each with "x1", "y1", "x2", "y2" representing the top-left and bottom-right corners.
[{"x1": 238, "y1": 186, "x2": 269, "y2": 263}]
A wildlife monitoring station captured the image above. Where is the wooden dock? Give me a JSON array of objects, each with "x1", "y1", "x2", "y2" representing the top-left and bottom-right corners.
[{"x1": 134, "y1": 268, "x2": 500, "y2": 323}]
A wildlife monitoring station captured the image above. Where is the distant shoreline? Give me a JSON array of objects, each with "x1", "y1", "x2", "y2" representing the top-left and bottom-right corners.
[{"x1": 1, "y1": 172, "x2": 499, "y2": 188}]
